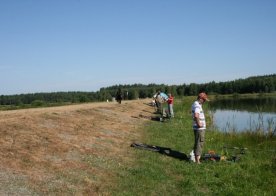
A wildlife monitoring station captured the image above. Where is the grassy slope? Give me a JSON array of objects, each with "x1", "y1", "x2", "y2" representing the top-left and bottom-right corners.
[{"x1": 111, "y1": 96, "x2": 276, "y2": 195}]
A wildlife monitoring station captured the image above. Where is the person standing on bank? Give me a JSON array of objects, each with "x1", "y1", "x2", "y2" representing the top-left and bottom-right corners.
[
  {"x1": 116, "y1": 88, "x2": 123, "y2": 104},
  {"x1": 167, "y1": 93, "x2": 174, "y2": 118},
  {"x1": 192, "y1": 92, "x2": 209, "y2": 164}
]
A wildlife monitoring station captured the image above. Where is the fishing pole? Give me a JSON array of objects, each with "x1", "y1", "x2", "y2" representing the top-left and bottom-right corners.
[{"x1": 223, "y1": 146, "x2": 276, "y2": 153}]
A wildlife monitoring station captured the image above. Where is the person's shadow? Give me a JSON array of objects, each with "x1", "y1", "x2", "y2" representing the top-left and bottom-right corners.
[
  {"x1": 130, "y1": 143, "x2": 189, "y2": 161},
  {"x1": 131, "y1": 115, "x2": 170, "y2": 122}
]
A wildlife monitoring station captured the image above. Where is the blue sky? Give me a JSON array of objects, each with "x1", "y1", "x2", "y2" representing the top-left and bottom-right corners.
[{"x1": 0, "y1": 0, "x2": 275, "y2": 95}]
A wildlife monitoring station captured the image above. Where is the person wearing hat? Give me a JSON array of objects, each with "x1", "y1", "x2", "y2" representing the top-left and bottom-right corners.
[{"x1": 191, "y1": 92, "x2": 209, "y2": 164}]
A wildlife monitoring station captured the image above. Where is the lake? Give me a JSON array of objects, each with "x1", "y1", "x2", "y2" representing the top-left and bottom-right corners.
[{"x1": 209, "y1": 96, "x2": 276, "y2": 134}]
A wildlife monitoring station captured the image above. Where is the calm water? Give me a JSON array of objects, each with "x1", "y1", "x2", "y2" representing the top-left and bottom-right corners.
[{"x1": 209, "y1": 97, "x2": 276, "y2": 133}]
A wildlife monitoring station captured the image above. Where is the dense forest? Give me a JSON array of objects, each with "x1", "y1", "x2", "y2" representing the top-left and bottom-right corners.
[{"x1": 1, "y1": 74, "x2": 275, "y2": 106}]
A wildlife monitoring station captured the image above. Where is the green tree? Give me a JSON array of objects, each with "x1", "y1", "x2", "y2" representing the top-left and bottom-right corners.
[
  {"x1": 128, "y1": 89, "x2": 139, "y2": 100},
  {"x1": 31, "y1": 100, "x2": 45, "y2": 107}
]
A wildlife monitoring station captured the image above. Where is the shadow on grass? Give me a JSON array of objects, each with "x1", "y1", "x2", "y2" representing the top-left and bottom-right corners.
[
  {"x1": 131, "y1": 143, "x2": 189, "y2": 161},
  {"x1": 131, "y1": 115, "x2": 171, "y2": 123}
]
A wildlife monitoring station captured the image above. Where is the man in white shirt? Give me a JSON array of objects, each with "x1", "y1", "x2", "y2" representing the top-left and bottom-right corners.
[{"x1": 191, "y1": 92, "x2": 209, "y2": 164}]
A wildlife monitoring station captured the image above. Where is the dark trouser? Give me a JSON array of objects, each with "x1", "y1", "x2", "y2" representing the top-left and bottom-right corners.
[
  {"x1": 193, "y1": 129, "x2": 205, "y2": 156},
  {"x1": 156, "y1": 101, "x2": 162, "y2": 114}
]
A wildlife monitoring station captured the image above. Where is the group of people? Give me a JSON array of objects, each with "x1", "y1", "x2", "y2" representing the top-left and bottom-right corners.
[
  {"x1": 153, "y1": 91, "x2": 174, "y2": 119},
  {"x1": 117, "y1": 88, "x2": 209, "y2": 164},
  {"x1": 153, "y1": 90, "x2": 210, "y2": 164}
]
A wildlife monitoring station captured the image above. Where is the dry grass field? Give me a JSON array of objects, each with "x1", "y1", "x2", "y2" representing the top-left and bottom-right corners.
[{"x1": 0, "y1": 99, "x2": 154, "y2": 195}]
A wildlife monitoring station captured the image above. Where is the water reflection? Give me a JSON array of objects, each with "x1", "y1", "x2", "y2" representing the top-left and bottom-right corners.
[
  {"x1": 210, "y1": 97, "x2": 276, "y2": 113},
  {"x1": 209, "y1": 97, "x2": 276, "y2": 133}
]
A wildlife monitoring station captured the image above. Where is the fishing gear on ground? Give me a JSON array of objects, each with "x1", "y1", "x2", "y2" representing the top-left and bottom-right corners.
[{"x1": 190, "y1": 146, "x2": 249, "y2": 163}]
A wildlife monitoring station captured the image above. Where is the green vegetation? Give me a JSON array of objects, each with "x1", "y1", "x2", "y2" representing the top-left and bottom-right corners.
[
  {"x1": 1, "y1": 74, "x2": 275, "y2": 110},
  {"x1": 109, "y1": 96, "x2": 276, "y2": 195}
]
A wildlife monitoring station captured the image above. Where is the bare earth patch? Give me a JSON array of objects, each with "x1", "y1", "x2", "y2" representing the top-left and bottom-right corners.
[{"x1": 0, "y1": 99, "x2": 154, "y2": 195}]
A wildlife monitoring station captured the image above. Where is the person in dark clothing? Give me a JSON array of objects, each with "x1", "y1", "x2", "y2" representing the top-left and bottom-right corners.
[{"x1": 116, "y1": 88, "x2": 123, "y2": 104}]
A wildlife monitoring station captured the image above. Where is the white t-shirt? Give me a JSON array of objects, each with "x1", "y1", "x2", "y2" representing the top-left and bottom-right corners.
[{"x1": 192, "y1": 100, "x2": 206, "y2": 130}]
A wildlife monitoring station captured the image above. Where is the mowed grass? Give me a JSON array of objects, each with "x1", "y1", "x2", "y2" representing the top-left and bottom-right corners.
[{"x1": 110, "y1": 96, "x2": 276, "y2": 195}]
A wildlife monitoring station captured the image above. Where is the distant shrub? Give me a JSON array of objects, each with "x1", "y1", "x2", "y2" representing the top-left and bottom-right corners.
[{"x1": 31, "y1": 100, "x2": 45, "y2": 107}]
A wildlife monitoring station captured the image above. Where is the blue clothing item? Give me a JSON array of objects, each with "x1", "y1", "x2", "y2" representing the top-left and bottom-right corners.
[{"x1": 160, "y1": 92, "x2": 168, "y2": 100}]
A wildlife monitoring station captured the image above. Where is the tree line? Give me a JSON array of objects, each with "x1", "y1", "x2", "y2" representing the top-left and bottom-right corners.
[{"x1": 1, "y1": 74, "x2": 275, "y2": 106}]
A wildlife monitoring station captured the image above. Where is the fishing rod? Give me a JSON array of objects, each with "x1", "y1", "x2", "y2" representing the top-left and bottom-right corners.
[{"x1": 223, "y1": 146, "x2": 276, "y2": 153}]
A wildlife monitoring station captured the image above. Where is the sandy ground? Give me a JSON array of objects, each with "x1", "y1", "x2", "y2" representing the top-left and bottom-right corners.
[{"x1": 0, "y1": 99, "x2": 155, "y2": 195}]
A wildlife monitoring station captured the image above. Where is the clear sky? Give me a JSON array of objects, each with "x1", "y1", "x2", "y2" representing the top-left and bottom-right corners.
[{"x1": 1, "y1": 0, "x2": 275, "y2": 95}]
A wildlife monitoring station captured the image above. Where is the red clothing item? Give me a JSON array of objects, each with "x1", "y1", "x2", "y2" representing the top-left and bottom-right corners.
[{"x1": 167, "y1": 95, "x2": 174, "y2": 104}]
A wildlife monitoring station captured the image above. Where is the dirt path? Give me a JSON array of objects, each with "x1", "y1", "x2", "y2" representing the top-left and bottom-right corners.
[{"x1": 0, "y1": 99, "x2": 155, "y2": 195}]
